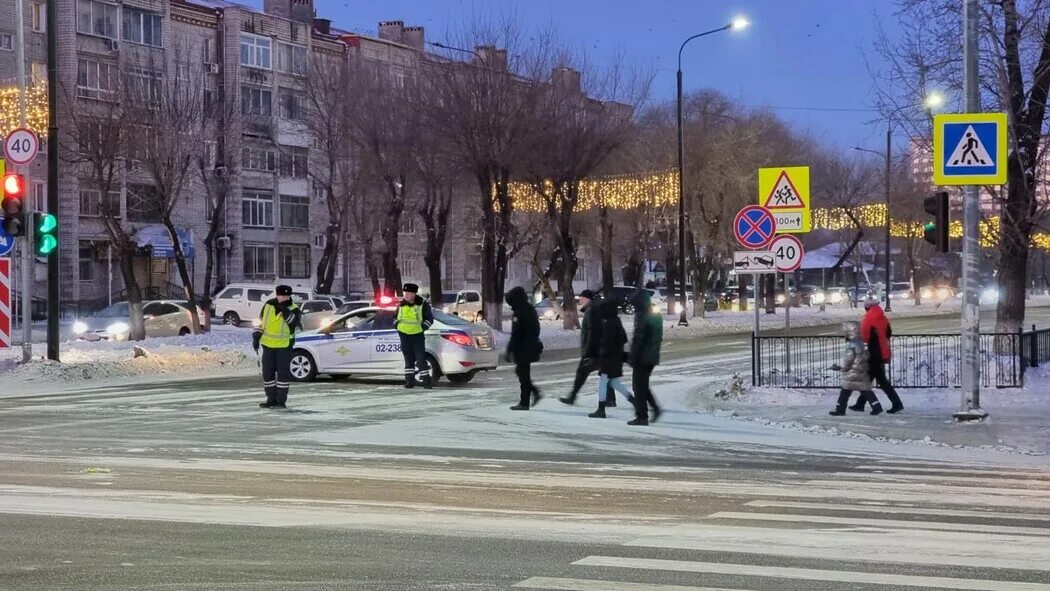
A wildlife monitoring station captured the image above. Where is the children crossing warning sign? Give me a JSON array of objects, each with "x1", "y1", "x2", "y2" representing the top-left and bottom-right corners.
[{"x1": 758, "y1": 166, "x2": 810, "y2": 233}]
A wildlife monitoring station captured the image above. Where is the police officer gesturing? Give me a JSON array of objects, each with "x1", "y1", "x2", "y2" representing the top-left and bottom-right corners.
[
  {"x1": 253, "y1": 285, "x2": 302, "y2": 408},
  {"x1": 395, "y1": 283, "x2": 434, "y2": 389}
]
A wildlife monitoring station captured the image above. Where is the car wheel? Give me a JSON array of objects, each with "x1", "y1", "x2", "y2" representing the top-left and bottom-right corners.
[
  {"x1": 289, "y1": 350, "x2": 318, "y2": 382},
  {"x1": 427, "y1": 355, "x2": 442, "y2": 384},
  {"x1": 447, "y1": 372, "x2": 475, "y2": 385},
  {"x1": 622, "y1": 303, "x2": 635, "y2": 315},
  {"x1": 222, "y1": 312, "x2": 241, "y2": 326},
  {"x1": 178, "y1": 327, "x2": 191, "y2": 336}
]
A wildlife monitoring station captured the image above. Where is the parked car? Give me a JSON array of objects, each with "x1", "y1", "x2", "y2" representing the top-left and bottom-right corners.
[
  {"x1": 288, "y1": 306, "x2": 498, "y2": 384},
  {"x1": 297, "y1": 299, "x2": 339, "y2": 331},
  {"x1": 594, "y1": 285, "x2": 661, "y2": 314},
  {"x1": 73, "y1": 300, "x2": 201, "y2": 341},
  {"x1": 213, "y1": 283, "x2": 315, "y2": 326},
  {"x1": 920, "y1": 285, "x2": 955, "y2": 301},
  {"x1": 446, "y1": 289, "x2": 484, "y2": 322},
  {"x1": 797, "y1": 284, "x2": 823, "y2": 306},
  {"x1": 888, "y1": 282, "x2": 914, "y2": 301},
  {"x1": 334, "y1": 300, "x2": 376, "y2": 316}
]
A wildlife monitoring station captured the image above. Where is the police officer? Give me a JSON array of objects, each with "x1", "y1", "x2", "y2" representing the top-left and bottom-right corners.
[
  {"x1": 395, "y1": 283, "x2": 434, "y2": 389},
  {"x1": 253, "y1": 285, "x2": 302, "y2": 409}
]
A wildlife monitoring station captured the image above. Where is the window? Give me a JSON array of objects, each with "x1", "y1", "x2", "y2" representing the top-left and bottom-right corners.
[
  {"x1": 399, "y1": 258, "x2": 419, "y2": 280},
  {"x1": 240, "y1": 34, "x2": 271, "y2": 69},
  {"x1": 242, "y1": 145, "x2": 277, "y2": 172},
  {"x1": 390, "y1": 65, "x2": 405, "y2": 90},
  {"x1": 76, "y1": 58, "x2": 117, "y2": 99},
  {"x1": 78, "y1": 188, "x2": 120, "y2": 217},
  {"x1": 278, "y1": 243, "x2": 310, "y2": 278},
  {"x1": 278, "y1": 88, "x2": 307, "y2": 121},
  {"x1": 313, "y1": 234, "x2": 325, "y2": 248},
  {"x1": 0, "y1": 34, "x2": 12, "y2": 51},
  {"x1": 127, "y1": 67, "x2": 162, "y2": 105},
  {"x1": 144, "y1": 302, "x2": 180, "y2": 317},
  {"x1": 32, "y1": 182, "x2": 46, "y2": 212},
  {"x1": 122, "y1": 8, "x2": 162, "y2": 47},
  {"x1": 217, "y1": 287, "x2": 243, "y2": 299},
  {"x1": 465, "y1": 254, "x2": 481, "y2": 280},
  {"x1": 277, "y1": 42, "x2": 307, "y2": 75},
  {"x1": 399, "y1": 215, "x2": 416, "y2": 235},
  {"x1": 79, "y1": 243, "x2": 95, "y2": 281},
  {"x1": 31, "y1": 3, "x2": 46, "y2": 32},
  {"x1": 31, "y1": 62, "x2": 46, "y2": 84},
  {"x1": 279, "y1": 194, "x2": 309, "y2": 229},
  {"x1": 279, "y1": 146, "x2": 308, "y2": 178},
  {"x1": 241, "y1": 86, "x2": 271, "y2": 117},
  {"x1": 242, "y1": 190, "x2": 274, "y2": 228},
  {"x1": 175, "y1": 63, "x2": 190, "y2": 83},
  {"x1": 203, "y1": 38, "x2": 215, "y2": 64},
  {"x1": 312, "y1": 181, "x2": 326, "y2": 202},
  {"x1": 76, "y1": 0, "x2": 117, "y2": 38},
  {"x1": 126, "y1": 184, "x2": 161, "y2": 223},
  {"x1": 243, "y1": 248, "x2": 275, "y2": 281},
  {"x1": 301, "y1": 301, "x2": 332, "y2": 314},
  {"x1": 246, "y1": 287, "x2": 270, "y2": 302}
]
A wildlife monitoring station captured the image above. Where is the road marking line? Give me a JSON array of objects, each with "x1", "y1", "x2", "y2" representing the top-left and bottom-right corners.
[
  {"x1": 854, "y1": 465, "x2": 1050, "y2": 479},
  {"x1": 805, "y1": 479, "x2": 1050, "y2": 499},
  {"x1": 572, "y1": 557, "x2": 1050, "y2": 591},
  {"x1": 625, "y1": 524, "x2": 1050, "y2": 571},
  {"x1": 514, "y1": 578, "x2": 747, "y2": 591},
  {"x1": 831, "y1": 471, "x2": 1050, "y2": 488},
  {"x1": 744, "y1": 500, "x2": 1050, "y2": 523},
  {"x1": 706, "y1": 511, "x2": 1050, "y2": 536}
]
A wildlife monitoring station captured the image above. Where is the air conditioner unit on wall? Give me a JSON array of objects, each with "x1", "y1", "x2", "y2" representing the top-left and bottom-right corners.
[
  {"x1": 216, "y1": 236, "x2": 232, "y2": 250},
  {"x1": 207, "y1": 63, "x2": 220, "y2": 74}
]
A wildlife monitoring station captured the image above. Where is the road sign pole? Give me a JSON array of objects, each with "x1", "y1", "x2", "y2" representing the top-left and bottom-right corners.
[
  {"x1": 46, "y1": 0, "x2": 59, "y2": 362},
  {"x1": 957, "y1": 0, "x2": 985, "y2": 421},
  {"x1": 753, "y1": 274, "x2": 760, "y2": 337},
  {"x1": 21, "y1": 220, "x2": 31, "y2": 362}
]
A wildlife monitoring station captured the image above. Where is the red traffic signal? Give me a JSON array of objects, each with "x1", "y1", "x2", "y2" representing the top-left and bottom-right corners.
[{"x1": 2, "y1": 174, "x2": 26, "y2": 237}]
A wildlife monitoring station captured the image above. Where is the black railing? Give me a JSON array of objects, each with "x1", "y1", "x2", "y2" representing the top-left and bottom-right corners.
[
  {"x1": 1021, "y1": 325, "x2": 1050, "y2": 370},
  {"x1": 753, "y1": 332, "x2": 1025, "y2": 389}
]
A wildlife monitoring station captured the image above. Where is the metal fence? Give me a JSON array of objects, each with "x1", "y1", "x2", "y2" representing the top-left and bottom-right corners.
[{"x1": 753, "y1": 332, "x2": 1024, "y2": 389}]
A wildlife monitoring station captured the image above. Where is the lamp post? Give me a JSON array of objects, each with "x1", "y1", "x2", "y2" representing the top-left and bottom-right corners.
[{"x1": 676, "y1": 17, "x2": 749, "y2": 326}]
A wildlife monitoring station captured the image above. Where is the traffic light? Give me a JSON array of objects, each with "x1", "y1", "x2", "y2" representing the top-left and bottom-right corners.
[
  {"x1": 2, "y1": 173, "x2": 25, "y2": 237},
  {"x1": 923, "y1": 191, "x2": 949, "y2": 253},
  {"x1": 33, "y1": 212, "x2": 58, "y2": 255}
]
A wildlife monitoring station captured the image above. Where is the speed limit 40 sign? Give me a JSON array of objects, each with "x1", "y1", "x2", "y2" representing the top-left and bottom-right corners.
[
  {"x1": 770, "y1": 234, "x2": 805, "y2": 273},
  {"x1": 4, "y1": 128, "x2": 39, "y2": 166}
]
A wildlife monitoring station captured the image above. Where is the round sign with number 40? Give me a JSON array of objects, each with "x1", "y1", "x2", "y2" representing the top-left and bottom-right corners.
[
  {"x1": 770, "y1": 234, "x2": 805, "y2": 273},
  {"x1": 4, "y1": 128, "x2": 40, "y2": 166}
]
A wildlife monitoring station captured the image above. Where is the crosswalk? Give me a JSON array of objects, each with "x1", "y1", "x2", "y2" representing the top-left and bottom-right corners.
[{"x1": 513, "y1": 460, "x2": 1050, "y2": 591}]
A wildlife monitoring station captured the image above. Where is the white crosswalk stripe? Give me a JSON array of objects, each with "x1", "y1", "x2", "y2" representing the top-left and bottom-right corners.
[{"x1": 515, "y1": 462, "x2": 1050, "y2": 590}]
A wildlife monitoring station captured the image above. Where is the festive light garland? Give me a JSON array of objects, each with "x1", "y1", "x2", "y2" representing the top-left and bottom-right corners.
[
  {"x1": 0, "y1": 84, "x2": 48, "y2": 138},
  {"x1": 507, "y1": 169, "x2": 1050, "y2": 251}
]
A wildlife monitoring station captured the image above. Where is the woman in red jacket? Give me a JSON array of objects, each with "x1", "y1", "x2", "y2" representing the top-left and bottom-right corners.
[{"x1": 851, "y1": 298, "x2": 904, "y2": 414}]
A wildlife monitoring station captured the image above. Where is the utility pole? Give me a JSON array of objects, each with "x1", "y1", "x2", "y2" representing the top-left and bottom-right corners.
[
  {"x1": 957, "y1": 0, "x2": 985, "y2": 420},
  {"x1": 884, "y1": 124, "x2": 892, "y2": 312},
  {"x1": 46, "y1": 0, "x2": 59, "y2": 361},
  {"x1": 15, "y1": 0, "x2": 32, "y2": 363}
]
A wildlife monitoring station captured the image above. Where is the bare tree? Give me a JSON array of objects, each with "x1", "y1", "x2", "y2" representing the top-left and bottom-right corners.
[{"x1": 197, "y1": 78, "x2": 237, "y2": 324}]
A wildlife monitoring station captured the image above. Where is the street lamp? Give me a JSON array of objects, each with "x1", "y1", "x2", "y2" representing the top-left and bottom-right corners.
[
  {"x1": 924, "y1": 91, "x2": 946, "y2": 110},
  {"x1": 676, "y1": 17, "x2": 749, "y2": 326}
]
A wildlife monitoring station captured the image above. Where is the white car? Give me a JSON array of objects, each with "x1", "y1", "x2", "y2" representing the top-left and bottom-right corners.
[
  {"x1": 73, "y1": 300, "x2": 202, "y2": 341},
  {"x1": 287, "y1": 306, "x2": 499, "y2": 384},
  {"x1": 213, "y1": 283, "x2": 315, "y2": 326}
]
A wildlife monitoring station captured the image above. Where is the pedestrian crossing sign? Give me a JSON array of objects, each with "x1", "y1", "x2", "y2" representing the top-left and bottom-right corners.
[{"x1": 933, "y1": 112, "x2": 1008, "y2": 186}]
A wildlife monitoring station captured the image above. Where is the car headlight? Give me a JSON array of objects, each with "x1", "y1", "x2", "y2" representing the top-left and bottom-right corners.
[
  {"x1": 921, "y1": 288, "x2": 932, "y2": 299},
  {"x1": 72, "y1": 320, "x2": 88, "y2": 335},
  {"x1": 776, "y1": 294, "x2": 786, "y2": 304},
  {"x1": 106, "y1": 322, "x2": 130, "y2": 337},
  {"x1": 830, "y1": 293, "x2": 842, "y2": 303},
  {"x1": 937, "y1": 288, "x2": 951, "y2": 300},
  {"x1": 983, "y1": 288, "x2": 998, "y2": 301}
]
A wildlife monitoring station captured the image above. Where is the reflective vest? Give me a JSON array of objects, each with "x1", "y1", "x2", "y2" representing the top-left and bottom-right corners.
[
  {"x1": 396, "y1": 303, "x2": 425, "y2": 335},
  {"x1": 259, "y1": 302, "x2": 298, "y2": 348}
]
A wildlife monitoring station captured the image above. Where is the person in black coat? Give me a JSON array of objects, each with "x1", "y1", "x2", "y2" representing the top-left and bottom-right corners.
[
  {"x1": 627, "y1": 289, "x2": 662, "y2": 425},
  {"x1": 505, "y1": 286, "x2": 543, "y2": 411},
  {"x1": 589, "y1": 299, "x2": 634, "y2": 418},
  {"x1": 558, "y1": 289, "x2": 614, "y2": 407}
]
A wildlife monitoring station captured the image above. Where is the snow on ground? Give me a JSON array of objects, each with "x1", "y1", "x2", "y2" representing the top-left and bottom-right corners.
[{"x1": 693, "y1": 367, "x2": 1050, "y2": 457}]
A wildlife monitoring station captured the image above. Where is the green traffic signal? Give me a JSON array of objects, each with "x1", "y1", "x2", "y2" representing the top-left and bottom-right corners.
[{"x1": 33, "y1": 212, "x2": 58, "y2": 255}]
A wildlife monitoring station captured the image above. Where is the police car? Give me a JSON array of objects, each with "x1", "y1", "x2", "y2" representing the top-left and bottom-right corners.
[{"x1": 288, "y1": 298, "x2": 499, "y2": 384}]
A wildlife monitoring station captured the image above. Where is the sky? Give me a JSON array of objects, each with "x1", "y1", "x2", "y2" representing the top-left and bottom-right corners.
[{"x1": 305, "y1": 0, "x2": 900, "y2": 152}]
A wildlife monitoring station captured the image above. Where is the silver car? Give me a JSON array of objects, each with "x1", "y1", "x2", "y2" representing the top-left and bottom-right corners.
[
  {"x1": 72, "y1": 300, "x2": 200, "y2": 341},
  {"x1": 288, "y1": 306, "x2": 499, "y2": 384},
  {"x1": 298, "y1": 299, "x2": 339, "y2": 331}
]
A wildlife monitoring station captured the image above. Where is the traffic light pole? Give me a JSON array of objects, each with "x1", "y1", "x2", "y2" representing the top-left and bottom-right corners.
[
  {"x1": 14, "y1": 0, "x2": 32, "y2": 363},
  {"x1": 45, "y1": 0, "x2": 59, "y2": 362},
  {"x1": 957, "y1": 0, "x2": 985, "y2": 420}
]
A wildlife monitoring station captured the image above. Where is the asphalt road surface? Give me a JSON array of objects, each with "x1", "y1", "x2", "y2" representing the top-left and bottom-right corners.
[{"x1": 1, "y1": 308, "x2": 1049, "y2": 590}]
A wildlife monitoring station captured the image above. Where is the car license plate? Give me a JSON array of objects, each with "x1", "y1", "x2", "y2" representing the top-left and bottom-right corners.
[{"x1": 475, "y1": 334, "x2": 492, "y2": 350}]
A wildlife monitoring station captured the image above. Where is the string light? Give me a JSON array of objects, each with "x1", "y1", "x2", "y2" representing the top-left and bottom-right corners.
[
  {"x1": 0, "y1": 84, "x2": 48, "y2": 138},
  {"x1": 505, "y1": 168, "x2": 1050, "y2": 252}
]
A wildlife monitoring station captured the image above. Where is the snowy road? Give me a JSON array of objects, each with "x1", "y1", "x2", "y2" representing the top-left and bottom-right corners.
[{"x1": 1, "y1": 309, "x2": 1049, "y2": 589}]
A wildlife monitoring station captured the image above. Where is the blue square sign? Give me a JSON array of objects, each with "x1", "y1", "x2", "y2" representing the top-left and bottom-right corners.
[{"x1": 933, "y1": 112, "x2": 1008, "y2": 185}]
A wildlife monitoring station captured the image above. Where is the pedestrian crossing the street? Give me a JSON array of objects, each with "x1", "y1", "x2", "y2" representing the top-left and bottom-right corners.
[{"x1": 514, "y1": 460, "x2": 1050, "y2": 591}]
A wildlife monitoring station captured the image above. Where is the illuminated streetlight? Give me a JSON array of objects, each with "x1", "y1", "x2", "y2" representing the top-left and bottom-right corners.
[
  {"x1": 731, "y1": 17, "x2": 751, "y2": 31},
  {"x1": 924, "y1": 91, "x2": 946, "y2": 111}
]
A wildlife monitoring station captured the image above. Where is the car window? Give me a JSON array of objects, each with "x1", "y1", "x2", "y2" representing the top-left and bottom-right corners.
[
  {"x1": 94, "y1": 302, "x2": 129, "y2": 318},
  {"x1": 154, "y1": 303, "x2": 181, "y2": 316},
  {"x1": 218, "y1": 288, "x2": 242, "y2": 299},
  {"x1": 373, "y1": 310, "x2": 396, "y2": 330},
  {"x1": 247, "y1": 289, "x2": 269, "y2": 302},
  {"x1": 292, "y1": 292, "x2": 309, "y2": 302},
  {"x1": 330, "y1": 311, "x2": 377, "y2": 333},
  {"x1": 433, "y1": 310, "x2": 471, "y2": 326},
  {"x1": 142, "y1": 303, "x2": 162, "y2": 317},
  {"x1": 464, "y1": 292, "x2": 480, "y2": 303},
  {"x1": 302, "y1": 302, "x2": 328, "y2": 313}
]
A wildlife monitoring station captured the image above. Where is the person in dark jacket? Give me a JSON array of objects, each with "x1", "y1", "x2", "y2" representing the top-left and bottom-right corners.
[
  {"x1": 829, "y1": 321, "x2": 883, "y2": 416},
  {"x1": 850, "y1": 298, "x2": 904, "y2": 413},
  {"x1": 505, "y1": 286, "x2": 543, "y2": 410},
  {"x1": 589, "y1": 299, "x2": 634, "y2": 418},
  {"x1": 559, "y1": 289, "x2": 614, "y2": 407},
  {"x1": 627, "y1": 289, "x2": 662, "y2": 425}
]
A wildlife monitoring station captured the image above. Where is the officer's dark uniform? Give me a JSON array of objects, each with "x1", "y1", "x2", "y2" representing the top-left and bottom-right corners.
[
  {"x1": 395, "y1": 283, "x2": 434, "y2": 389},
  {"x1": 253, "y1": 285, "x2": 302, "y2": 408}
]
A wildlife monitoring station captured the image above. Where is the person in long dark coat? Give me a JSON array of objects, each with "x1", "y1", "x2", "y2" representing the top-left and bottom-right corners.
[
  {"x1": 589, "y1": 300, "x2": 634, "y2": 418},
  {"x1": 627, "y1": 289, "x2": 662, "y2": 425},
  {"x1": 850, "y1": 298, "x2": 904, "y2": 414},
  {"x1": 505, "y1": 287, "x2": 543, "y2": 411},
  {"x1": 559, "y1": 289, "x2": 614, "y2": 407}
]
